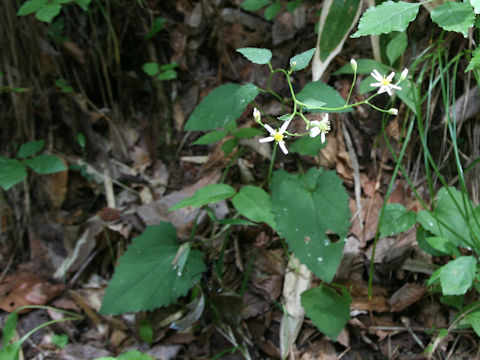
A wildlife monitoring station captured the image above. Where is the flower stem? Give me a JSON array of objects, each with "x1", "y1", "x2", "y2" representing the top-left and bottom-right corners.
[{"x1": 268, "y1": 144, "x2": 277, "y2": 190}]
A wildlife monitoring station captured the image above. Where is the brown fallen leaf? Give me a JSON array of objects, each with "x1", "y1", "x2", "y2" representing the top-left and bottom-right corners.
[
  {"x1": 388, "y1": 283, "x2": 427, "y2": 312},
  {"x1": 0, "y1": 272, "x2": 64, "y2": 312}
]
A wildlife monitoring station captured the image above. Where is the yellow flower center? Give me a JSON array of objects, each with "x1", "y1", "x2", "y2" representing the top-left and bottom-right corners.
[
  {"x1": 274, "y1": 131, "x2": 284, "y2": 142},
  {"x1": 382, "y1": 78, "x2": 391, "y2": 86}
]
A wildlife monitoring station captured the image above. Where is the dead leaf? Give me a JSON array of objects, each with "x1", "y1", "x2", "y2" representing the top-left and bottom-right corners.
[
  {"x1": 388, "y1": 283, "x2": 427, "y2": 312},
  {"x1": 36, "y1": 156, "x2": 69, "y2": 209},
  {"x1": 0, "y1": 272, "x2": 64, "y2": 312}
]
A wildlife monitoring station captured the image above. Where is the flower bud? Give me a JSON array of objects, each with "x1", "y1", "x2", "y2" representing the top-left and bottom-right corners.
[
  {"x1": 253, "y1": 107, "x2": 261, "y2": 123},
  {"x1": 400, "y1": 68, "x2": 408, "y2": 81},
  {"x1": 388, "y1": 108, "x2": 398, "y2": 115},
  {"x1": 350, "y1": 59, "x2": 357, "y2": 72}
]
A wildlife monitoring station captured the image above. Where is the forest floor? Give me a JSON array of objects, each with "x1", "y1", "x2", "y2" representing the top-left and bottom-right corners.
[{"x1": 1, "y1": 0, "x2": 479, "y2": 359}]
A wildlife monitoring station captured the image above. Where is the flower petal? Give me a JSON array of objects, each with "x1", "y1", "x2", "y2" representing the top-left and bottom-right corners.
[
  {"x1": 279, "y1": 119, "x2": 291, "y2": 134},
  {"x1": 278, "y1": 141, "x2": 288, "y2": 155},
  {"x1": 263, "y1": 124, "x2": 275, "y2": 135},
  {"x1": 386, "y1": 72, "x2": 395, "y2": 81},
  {"x1": 310, "y1": 127, "x2": 320, "y2": 138},
  {"x1": 259, "y1": 136, "x2": 275, "y2": 143},
  {"x1": 321, "y1": 132, "x2": 326, "y2": 143},
  {"x1": 371, "y1": 69, "x2": 383, "y2": 81}
]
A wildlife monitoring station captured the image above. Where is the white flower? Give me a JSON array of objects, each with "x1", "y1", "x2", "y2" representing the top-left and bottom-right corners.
[
  {"x1": 350, "y1": 59, "x2": 357, "y2": 72},
  {"x1": 400, "y1": 68, "x2": 408, "y2": 81},
  {"x1": 388, "y1": 108, "x2": 398, "y2": 115},
  {"x1": 259, "y1": 120, "x2": 291, "y2": 155},
  {"x1": 370, "y1": 69, "x2": 402, "y2": 96},
  {"x1": 309, "y1": 115, "x2": 331, "y2": 143}
]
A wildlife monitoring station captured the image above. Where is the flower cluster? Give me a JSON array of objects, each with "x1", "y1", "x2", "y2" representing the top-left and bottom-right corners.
[
  {"x1": 255, "y1": 108, "x2": 331, "y2": 155},
  {"x1": 255, "y1": 62, "x2": 409, "y2": 156}
]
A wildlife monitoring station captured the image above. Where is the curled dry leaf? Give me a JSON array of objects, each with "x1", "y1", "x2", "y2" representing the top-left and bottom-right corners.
[{"x1": 388, "y1": 283, "x2": 427, "y2": 312}]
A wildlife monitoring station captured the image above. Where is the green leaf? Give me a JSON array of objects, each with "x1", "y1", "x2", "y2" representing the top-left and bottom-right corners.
[
  {"x1": 430, "y1": 2, "x2": 474, "y2": 38},
  {"x1": 2, "y1": 312, "x2": 18, "y2": 347},
  {"x1": 17, "y1": 140, "x2": 45, "y2": 158},
  {"x1": 94, "y1": 350, "x2": 155, "y2": 360},
  {"x1": 158, "y1": 70, "x2": 177, "y2": 81},
  {"x1": 241, "y1": 0, "x2": 271, "y2": 11},
  {"x1": 333, "y1": 58, "x2": 389, "y2": 75},
  {"x1": 297, "y1": 82, "x2": 351, "y2": 113},
  {"x1": 0, "y1": 157, "x2": 27, "y2": 190},
  {"x1": 386, "y1": 32, "x2": 408, "y2": 65},
  {"x1": 191, "y1": 131, "x2": 227, "y2": 145},
  {"x1": 425, "y1": 237, "x2": 460, "y2": 256},
  {"x1": 232, "y1": 186, "x2": 276, "y2": 229},
  {"x1": 301, "y1": 285, "x2": 351, "y2": 340},
  {"x1": 286, "y1": 0, "x2": 301, "y2": 12},
  {"x1": 236, "y1": 47, "x2": 272, "y2": 65},
  {"x1": 466, "y1": 310, "x2": 480, "y2": 337},
  {"x1": 146, "y1": 17, "x2": 167, "y2": 39},
  {"x1": 76, "y1": 133, "x2": 86, "y2": 148},
  {"x1": 74, "y1": 0, "x2": 91, "y2": 11},
  {"x1": 396, "y1": 80, "x2": 417, "y2": 115},
  {"x1": 351, "y1": 1, "x2": 421, "y2": 38},
  {"x1": 221, "y1": 138, "x2": 238, "y2": 156},
  {"x1": 52, "y1": 334, "x2": 69, "y2": 349},
  {"x1": 185, "y1": 83, "x2": 259, "y2": 131},
  {"x1": 139, "y1": 319, "x2": 154, "y2": 344},
  {"x1": 271, "y1": 168, "x2": 350, "y2": 282},
  {"x1": 264, "y1": 3, "x2": 282, "y2": 20},
  {"x1": 169, "y1": 184, "x2": 236, "y2": 211},
  {"x1": 468, "y1": 205, "x2": 480, "y2": 240},
  {"x1": 289, "y1": 136, "x2": 326, "y2": 156},
  {"x1": 318, "y1": 0, "x2": 362, "y2": 62},
  {"x1": 471, "y1": 0, "x2": 480, "y2": 14},
  {"x1": 232, "y1": 128, "x2": 264, "y2": 138},
  {"x1": 35, "y1": 3, "x2": 62, "y2": 23},
  {"x1": 289, "y1": 48, "x2": 316, "y2": 71},
  {"x1": 466, "y1": 47, "x2": 480, "y2": 72},
  {"x1": 142, "y1": 62, "x2": 159, "y2": 76},
  {"x1": 416, "y1": 227, "x2": 444, "y2": 257},
  {"x1": 24, "y1": 154, "x2": 66, "y2": 174},
  {"x1": 300, "y1": 98, "x2": 326, "y2": 109},
  {"x1": 417, "y1": 187, "x2": 473, "y2": 248},
  {"x1": 100, "y1": 223, "x2": 206, "y2": 314},
  {"x1": 379, "y1": 203, "x2": 415, "y2": 237},
  {"x1": 17, "y1": 0, "x2": 48, "y2": 15},
  {"x1": 439, "y1": 256, "x2": 477, "y2": 295},
  {"x1": 0, "y1": 340, "x2": 22, "y2": 360}
]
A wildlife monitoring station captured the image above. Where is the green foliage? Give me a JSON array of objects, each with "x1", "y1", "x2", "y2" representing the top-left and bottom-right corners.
[
  {"x1": 351, "y1": 1, "x2": 421, "y2": 38},
  {"x1": 289, "y1": 48, "x2": 316, "y2": 72},
  {"x1": 271, "y1": 168, "x2": 350, "y2": 283},
  {"x1": 0, "y1": 140, "x2": 66, "y2": 190},
  {"x1": 52, "y1": 334, "x2": 69, "y2": 349},
  {"x1": 386, "y1": 32, "x2": 408, "y2": 65},
  {"x1": 297, "y1": 82, "x2": 351, "y2": 113},
  {"x1": 430, "y1": 2, "x2": 474, "y2": 38},
  {"x1": 100, "y1": 223, "x2": 206, "y2": 314},
  {"x1": 138, "y1": 319, "x2": 154, "y2": 344},
  {"x1": 236, "y1": 47, "x2": 272, "y2": 65},
  {"x1": 168, "y1": 184, "x2": 236, "y2": 211},
  {"x1": 379, "y1": 203, "x2": 416, "y2": 238},
  {"x1": 465, "y1": 47, "x2": 480, "y2": 72},
  {"x1": 417, "y1": 187, "x2": 473, "y2": 249},
  {"x1": 184, "y1": 83, "x2": 259, "y2": 131},
  {"x1": 232, "y1": 186, "x2": 276, "y2": 229},
  {"x1": 142, "y1": 62, "x2": 178, "y2": 81},
  {"x1": 289, "y1": 136, "x2": 326, "y2": 156},
  {"x1": 318, "y1": 0, "x2": 362, "y2": 62},
  {"x1": 17, "y1": 0, "x2": 91, "y2": 23},
  {"x1": 301, "y1": 285, "x2": 351, "y2": 340},
  {"x1": 439, "y1": 256, "x2": 477, "y2": 296},
  {"x1": 146, "y1": 17, "x2": 167, "y2": 39},
  {"x1": 191, "y1": 131, "x2": 228, "y2": 145},
  {"x1": 265, "y1": 3, "x2": 282, "y2": 20},
  {"x1": 94, "y1": 351, "x2": 154, "y2": 360}
]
